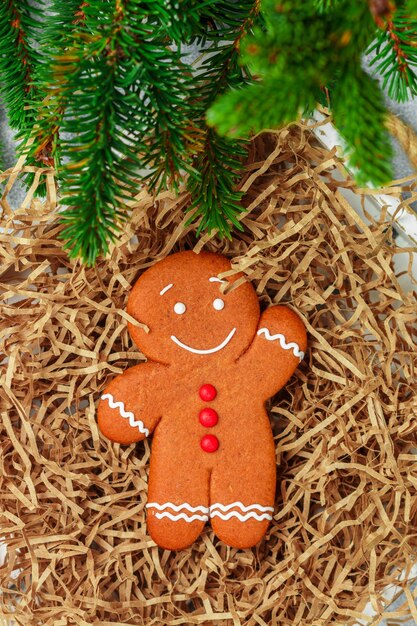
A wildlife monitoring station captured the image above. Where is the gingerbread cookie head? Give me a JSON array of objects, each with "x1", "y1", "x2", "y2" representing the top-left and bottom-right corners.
[{"x1": 127, "y1": 251, "x2": 260, "y2": 365}]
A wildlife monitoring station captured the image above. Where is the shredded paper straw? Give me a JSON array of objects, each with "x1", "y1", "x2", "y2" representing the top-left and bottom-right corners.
[{"x1": 0, "y1": 122, "x2": 416, "y2": 625}]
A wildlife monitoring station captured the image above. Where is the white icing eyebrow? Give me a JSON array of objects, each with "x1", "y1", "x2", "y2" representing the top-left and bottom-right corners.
[
  {"x1": 159, "y1": 283, "x2": 173, "y2": 296},
  {"x1": 209, "y1": 277, "x2": 226, "y2": 284}
]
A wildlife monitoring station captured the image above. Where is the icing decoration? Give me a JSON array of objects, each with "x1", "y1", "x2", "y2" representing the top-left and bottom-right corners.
[
  {"x1": 146, "y1": 502, "x2": 210, "y2": 523},
  {"x1": 199, "y1": 384, "x2": 217, "y2": 401},
  {"x1": 209, "y1": 501, "x2": 274, "y2": 513},
  {"x1": 213, "y1": 298, "x2": 224, "y2": 311},
  {"x1": 210, "y1": 510, "x2": 272, "y2": 522},
  {"x1": 173, "y1": 302, "x2": 186, "y2": 315},
  {"x1": 159, "y1": 283, "x2": 173, "y2": 296},
  {"x1": 209, "y1": 277, "x2": 226, "y2": 284},
  {"x1": 145, "y1": 501, "x2": 274, "y2": 524},
  {"x1": 199, "y1": 407, "x2": 218, "y2": 427},
  {"x1": 146, "y1": 502, "x2": 209, "y2": 514},
  {"x1": 209, "y1": 502, "x2": 274, "y2": 523},
  {"x1": 154, "y1": 511, "x2": 209, "y2": 522},
  {"x1": 100, "y1": 393, "x2": 149, "y2": 436},
  {"x1": 257, "y1": 327, "x2": 305, "y2": 360},
  {"x1": 200, "y1": 434, "x2": 219, "y2": 452},
  {"x1": 171, "y1": 328, "x2": 236, "y2": 355}
]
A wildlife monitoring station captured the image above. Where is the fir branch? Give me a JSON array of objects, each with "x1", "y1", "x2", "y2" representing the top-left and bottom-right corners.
[
  {"x1": 368, "y1": 9, "x2": 417, "y2": 102},
  {"x1": 0, "y1": 0, "x2": 43, "y2": 132},
  {"x1": 331, "y1": 67, "x2": 393, "y2": 185},
  {"x1": 185, "y1": 0, "x2": 259, "y2": 236},
  {"x1": 148, "y1": 0, "x2": 218, "y2": 43},
  {"x1": 208, "y1": 0, "x2": 395, "y2": 185},
  {"x1": 2, "y1": 0, "x2": 414, "y2": 264},
  {"x1": 58, "y1": 0, "x2": 195, "y2": 265},
  {"x1": 22, "y1": 0, "x2": 87, "y2": 169},
  {"x1": 16, "y1": 0, "x2": 87, "y2": 203},
  {"x1": 207, "y1": 76, "x2": 315, "y2": 138},
  {"x1": 186, "y1": 130, "x2": 248, "y2": 235}
]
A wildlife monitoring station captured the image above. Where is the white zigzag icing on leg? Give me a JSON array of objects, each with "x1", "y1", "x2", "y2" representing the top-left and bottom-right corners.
[
  {"x1": 210, "y1": 501, "x2": 274, "y2": 514},
  {"x1": 154, "y1": 511, "x2": 209, "y2": 522},
  {"x1": 146, "y1": 501, "x2": 274, "y2": 523},
  {"x1": 146, "y1": 502, "x2": 210, "y2": 514},
  {"x1": 211, "y1": 510, "x2": 273, "y2": 522},
  {"x1": 101, "y1": 393, "x2": 149, "y2": 437},
  {"x1": 257, "y1": 327, "x2": 304, "y2": 360}
]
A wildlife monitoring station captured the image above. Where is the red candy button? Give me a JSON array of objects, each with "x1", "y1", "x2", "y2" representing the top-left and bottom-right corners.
[
  {"x1": 199, "y1": 384, "x2": 217, "y2": 402},
  {"x1": 199, "y1": 407, "x2": 218, "y2": 428},
  {"x1": 200, "y1": 434, "x2": 219, "y2": 453}
]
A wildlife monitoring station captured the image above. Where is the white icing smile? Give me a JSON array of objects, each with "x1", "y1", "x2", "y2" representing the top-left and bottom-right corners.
[{"x1": 170, "y1": 328, "x2": 236, "y2": 354}]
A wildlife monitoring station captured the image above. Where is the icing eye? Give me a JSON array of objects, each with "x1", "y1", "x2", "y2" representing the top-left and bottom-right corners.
[
  {"x1": 174, "y1": 302, "x2": 186, "y2": 315},
  {"x1": 213, "y1": 298, "x2": 224, "y2": 311}
]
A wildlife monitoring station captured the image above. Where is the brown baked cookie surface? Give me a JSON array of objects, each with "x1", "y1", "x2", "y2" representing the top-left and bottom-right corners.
[{"x1": 97, "y1": 251, "x2": 307, "y2": 550}]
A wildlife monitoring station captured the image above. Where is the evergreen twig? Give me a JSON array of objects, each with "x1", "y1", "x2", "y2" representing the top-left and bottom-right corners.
[
  {"x1": 368, "y1": 10, "x2": 417, "y2": 102},
  {"x1": 57, "y1": 0, "x2": 196, "y2": 265},
  {"x1": 185, "y1": 0, "x2": 260, "y2": 235},
  {"x1": 331, "y1": 67, "x2": 393, "y2": 185},
  {"x1": 23, "y1": 0, "x2": 87, "y2": 169},
  {"x1": 0, "y1": 0, "x2": 42, "y2": 133},
  {"x1": 208, "y1": 0, "x2": 395, "y2": 186}
]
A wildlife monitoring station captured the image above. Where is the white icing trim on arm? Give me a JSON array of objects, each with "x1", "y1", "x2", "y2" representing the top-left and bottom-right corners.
[
  {"x1": 160, "y1": 283, "x2": 173, "y2": 296},
  {"x1": 257, "y1": 328, "x2": 305, "y2": 360},
  {"x1": 101, "y1": 393, "x2": 149, "y2": 437},
  {"x1": 170, "y1": 327, "x2": 236, "y2": 355}
]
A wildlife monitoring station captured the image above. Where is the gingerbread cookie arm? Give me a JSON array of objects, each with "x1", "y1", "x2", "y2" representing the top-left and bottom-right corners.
[
  {"x1": 237, "y1": 305, "x2": 307, "y2": 399},
  {"x1": 97, "y1": 362, "x2": 167, "y2": 445}
]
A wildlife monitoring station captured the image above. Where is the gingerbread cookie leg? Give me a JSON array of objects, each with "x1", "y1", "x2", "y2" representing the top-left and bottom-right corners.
[
  {"x1": 209, "y1": 431, "x2": 276, "y2": 549},
  {"x1": 146, "y1": 444, "x2": 210, "y2": 550}
]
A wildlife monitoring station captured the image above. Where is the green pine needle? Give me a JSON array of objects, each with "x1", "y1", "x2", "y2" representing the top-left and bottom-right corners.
[
  {"x1": 406, "y1": 0, "x2": 417, "y2": 16},
  {"x1": 314, "y1": 0, "x2": 344, "y2": 12}
]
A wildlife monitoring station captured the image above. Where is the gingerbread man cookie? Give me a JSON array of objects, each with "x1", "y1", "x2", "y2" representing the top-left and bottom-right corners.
[{"x1": 97, "y1": 251, "x2": 306, "y2": 550}]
